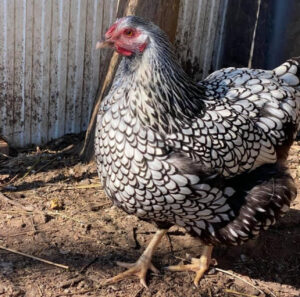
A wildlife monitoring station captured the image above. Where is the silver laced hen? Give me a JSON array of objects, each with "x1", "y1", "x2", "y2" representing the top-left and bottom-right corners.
[{"x1": 95, "y1": 16, "x2": 300, "y2": 287}]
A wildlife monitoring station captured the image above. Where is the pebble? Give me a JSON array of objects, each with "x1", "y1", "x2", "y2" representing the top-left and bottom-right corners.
[{"x1": 240, "y1": 254, "x2": 248, "y2": 262}]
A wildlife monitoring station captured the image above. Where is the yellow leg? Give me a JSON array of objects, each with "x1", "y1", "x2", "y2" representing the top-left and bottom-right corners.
[
  {"x1": 167, "y1": 245, "x2": 215, "y2": 286},
  {"x1": 103, "y1": 229, "x2": 167, "y2": 288}
]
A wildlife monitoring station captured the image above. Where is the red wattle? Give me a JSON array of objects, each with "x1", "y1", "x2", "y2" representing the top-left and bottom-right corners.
[{"x1": 115, "y1": 45, "x2": 133, "y2": 56}]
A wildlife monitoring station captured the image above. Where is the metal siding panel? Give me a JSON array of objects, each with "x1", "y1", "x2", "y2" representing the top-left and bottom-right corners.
[
  {"x1": 98, "y1": 0, "x2": 118, "y2": 82},
  {"x1": 175, "y1": 0, "x2": 195, "y2": 66},
  {"x1": 0, "y1": 1, "x2": 7, "y2": 138},
  {"x1": 219, "y1": 0, "x2": 259, "y2": 68},
  {"x1": 81, "y1": 0, "x2": 118, "y2": 133},
  {"x1": 48, "y1": 0, "x2": 70, "y2": 141},
  {"x1": 83, "y1": 0, "x2": 118, "y2": 131},
  {"x1": 14, "y1": 0, "x2": 26, "y2": 146},
  {"x1": 1, "y1": 0, "x2": 229, "y2": 147},
  {"x1": 65, "y1": 0, "x2": 87, "y2": 135},
  {"x1": 81, "y1": 0, "x2": 103, "y2": 132},
  {"x1": 191, "y1": 0, "x2": 207, "y2": 63},
  {"x1": 175, "y1": 0, "x2": 228, "y2": 80},
  {"x1": 201, "y1": 0, "x2": 221, "y2": 77},
  {"x1": 0, "y1": 0, "x2": 120, "y2": 147},
  {"x1": 213, "y1": 0, "x2": 229, "y2": 70},
  {"x1": 31, "y1": 0, "x2": 52, "y2": 145},
  {"x1": 0, "y1": 0, "x2": 15, "y2": 142},
  {"x1": 23, "y1": 0, "x2": 34, "y2": 146}
]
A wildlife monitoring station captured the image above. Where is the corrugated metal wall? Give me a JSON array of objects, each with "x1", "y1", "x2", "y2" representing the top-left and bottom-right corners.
[
  {"x1": 0, "y1": 0, "x2": 227, "y2": 147},
  {"x1": 175, "y1": 0, "x2": 228, "y2": 80}
]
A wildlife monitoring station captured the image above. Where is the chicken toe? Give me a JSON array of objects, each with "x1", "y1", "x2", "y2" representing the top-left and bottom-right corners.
[
  {"x1": 102, "y1": 229, "x2": 167, "y2": 288},
  {"x1": 166, "y1": 245, "x2": 215, "y2": 286}
]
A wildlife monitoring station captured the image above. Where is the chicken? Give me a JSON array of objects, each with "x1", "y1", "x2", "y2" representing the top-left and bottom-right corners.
[{"x1": 94, "y1": 16, "x2": 300, "y2": 287}]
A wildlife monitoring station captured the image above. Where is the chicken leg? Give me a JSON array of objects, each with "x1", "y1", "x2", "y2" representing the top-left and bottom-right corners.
[
  {"x1": 103, "y1": 229, "x2": 167, "y2": 288},
  {"x1": 166, "y1": 245, "x2": 215, "y2": 286}
]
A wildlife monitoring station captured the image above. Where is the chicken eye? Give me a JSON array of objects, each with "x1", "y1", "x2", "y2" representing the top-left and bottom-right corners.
[{"x1": 124, "y1": 29, "x2": 134, "y2": 37}]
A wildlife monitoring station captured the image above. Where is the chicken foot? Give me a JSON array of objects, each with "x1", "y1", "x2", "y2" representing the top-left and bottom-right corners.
[
  {"x1": 102, "y1": 229, "x2": 167, "y2": 288},
  {"x1": 166, "y1": 245, "x2": 215, "y2": 286}
]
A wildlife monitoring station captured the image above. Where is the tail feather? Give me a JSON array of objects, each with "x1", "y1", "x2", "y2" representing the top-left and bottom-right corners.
[{"x1": 274, "y1": 57, "x2": 300, "y2": 87}]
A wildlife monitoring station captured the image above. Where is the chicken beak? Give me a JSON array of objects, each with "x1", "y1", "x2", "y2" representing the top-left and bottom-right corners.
[{"x1": 96, "y1": 40, "x2": 114, "y2": 49}]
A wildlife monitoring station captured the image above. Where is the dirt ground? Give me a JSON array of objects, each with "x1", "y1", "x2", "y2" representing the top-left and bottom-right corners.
[{"x1": 0, "y1": 134, "x2": 299, "y2": 297}]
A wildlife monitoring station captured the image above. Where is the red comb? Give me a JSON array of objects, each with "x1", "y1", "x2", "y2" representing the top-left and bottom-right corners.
[
  {"x1": 105, "y1": 18, "x2": 124, "y2": 39},
  {"x1": 105, "y1": 23, "x2": 117, "y2": 38}
]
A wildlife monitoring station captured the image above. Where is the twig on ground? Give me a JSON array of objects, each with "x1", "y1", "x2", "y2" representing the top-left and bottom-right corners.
[
  {"x1": 166, "y1": 232, "x2": 175, "y2": 255},
  {"x1": 70, "y1": 183, "x2": 101, "y2": 189},
  {"x1": 225, "y1": 289, "x2": 257, "y2": 297},
  {"x1": 4, "y1": 173, "x2": 19, "y2": 185},
  {"x1": 0, "y1": 153, "x2": 11, "y2": 159},
  {"x1": 95, "y1": 201, "x2": 111, "y2": 208},
  {"x1": 216, "y1": 268, "x2": 276, "y2": 297},
  {"x1": 21, "y1": 156, "x2": 41, "y2": 180},
  {"x1": 46, "y1": 211, "x2": 87, "y2": 225},
  {"x1": 29, "y1": 216, "x2": 37, "y2": 233},
  {"x1": 34, "y1": 158, "x2": 56, "y2": 174},
  {"x1": 259, "y1": 284, "x2": 279, "y2": 297},
  {"x1": 132, "y1": 227, "x2": 141, "y2": 250},
  {"x1": 0, "y1": 245, "x2": 69, "y2": 270},
  {"x1": 56, "y1": 289, "x2": 94, "y2": 296},
  {"x1": 79, "y1": 257, "x2": 99, "y2": 273},
  {"x1": 0, "y1": 207, "x2": 88, "y2": 226},
  {"x1": 7, "y1": 228, "x2": 54, "y2": 237},
  {"x1": 37, "y1": 284, "x2": 43, "y2": 297},
  {"x1": 0, "y1": 210, "x2": 34, "y2": 215},
  {"x1": 133, "y1": 287, "x2": 145, "y2": 297},
  {"x1": 59, "y1": 276, "x2": 85, "y2": 288}
]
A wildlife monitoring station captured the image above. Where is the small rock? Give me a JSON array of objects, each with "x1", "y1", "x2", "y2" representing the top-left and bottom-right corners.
[
  {"x1": 0, "y1": 285, "x2": 5, "y2": 294},
  {"x1": 297, "y1": 166, "x2": 300, "y2": 177},
  {"x1": 59, "y1": 249, "x2": 70, "y2": 255},
  {"x1": 240, "y1": 254, "x2": 248, "y2": 262},
  {"x1": 0, "y1": 174, "x2": 9, "y2": 181},
  {"x1": 79, "y1": 179, "x2": 91, "y2": 185},
  {"x1": 0, "y1": 261, "x2": 14, "y2": 275},
  {"x1": 49, "y1": 198, "x2": 64, "y2": 210},
  {"x1": 24, "y1": 286, "x2": 40, "y2": 297},
  {"x1": 207, "y1": 268, "x2": 216, "y2": 275},
  {"x1": 0, "y1": 137, "x2": 9, "y2": 155},
  {"x1": 69, "y1": 168, "x2": 75, "y2": 175},
  {"x1": 4, "y1": 185, "x2": 17, "y2": 191},
  {"x1": 90, "y1": 205, "x2": 100, "y2": 211}
]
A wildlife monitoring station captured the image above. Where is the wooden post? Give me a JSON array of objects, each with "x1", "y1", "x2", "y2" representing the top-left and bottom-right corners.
[{"x1": 80, "y1": 0, "x2": 180, "y2": 161}]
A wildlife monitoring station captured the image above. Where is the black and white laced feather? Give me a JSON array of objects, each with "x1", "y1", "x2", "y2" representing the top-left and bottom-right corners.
[{"x1": 95, "y1": 16, "x2": 299, "y2": 246}]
